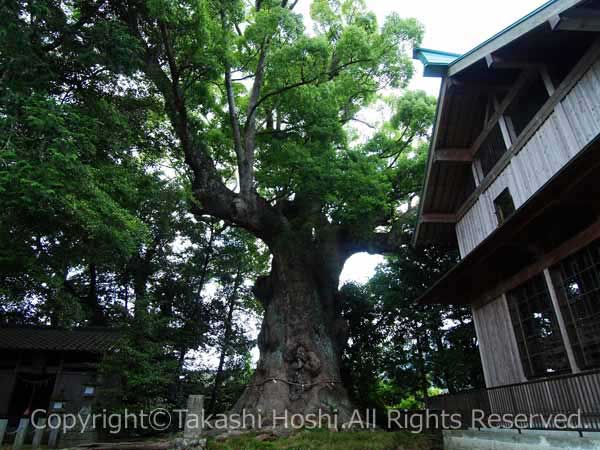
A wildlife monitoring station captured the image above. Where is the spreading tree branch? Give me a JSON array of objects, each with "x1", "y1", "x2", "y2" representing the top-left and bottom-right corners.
[
  {"x1": 248, "y1": 58, "x2": 373, "y2": 121},
  {"x1": 220, "y1": 11, "x2": 247, "y2": 193},
  {"x1": 122, "y1": 9, "x2": 283, "y2": 240},
  {"x1": 342, "y1": 214, "x2": 415, "y2": 256},
  {"x1": 242, "y1": 39, "x2": 268, "y2": 196},
  {"x1": 224, "y1": 64, "x2": 247, "y2": 186}
]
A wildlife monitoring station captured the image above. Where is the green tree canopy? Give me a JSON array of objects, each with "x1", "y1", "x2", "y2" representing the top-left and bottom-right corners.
[{"x1": 0, "y1": 0, "x2": 459, "y2": 419}]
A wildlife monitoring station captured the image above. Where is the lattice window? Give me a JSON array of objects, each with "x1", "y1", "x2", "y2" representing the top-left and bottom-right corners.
[
  {"x1": 551, "y1": 239, "x2": 600, "y2": 370},
  {"x1": 507, "y1": 274, "x2": 571, "y2": 379}
]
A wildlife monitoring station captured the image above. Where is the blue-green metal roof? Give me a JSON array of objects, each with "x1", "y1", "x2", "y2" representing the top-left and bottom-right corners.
[
  {"x1": 414, "y1": 48, "x2": 462, "y2": 65},
  {"x1": 413, "y1": 48, "x2": 462, "y2": 77}
]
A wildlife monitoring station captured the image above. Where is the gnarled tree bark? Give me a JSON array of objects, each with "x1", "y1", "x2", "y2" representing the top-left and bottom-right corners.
[{"x1": 232, "y1": 239, "x2": 354, "y2": 424}]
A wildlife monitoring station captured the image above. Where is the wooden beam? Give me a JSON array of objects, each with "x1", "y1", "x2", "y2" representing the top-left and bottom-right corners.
[
  {"x1": 470, "y1": 69, "x2": 537, "y2": 157},
  {"x1": 434, "y1": 148, "x2": 473, "y2": 163},
  {"x1": 493, "y1": 92, "x2": 515, "y2": 149},
  {"x1": 540, "y1": 67, "x2": 556, "y2": 96},
  {"x1": 485, "y1": 53, "x2": 545, "y2": 70},
  {"x1": 472, "y1": 160, "x2": 483, "y2": 187},
  {"x1": 421, "y1": 213, "x2": 457, "y2": 224},
  {"x1": 543, "y1": 268, "x2": 581, "y2": 374},
  {"x1": 550, "y1": 9, "x2": 600, "y2": 32},
  {"x1": 491, "y1": 95, "x2": 517, "y2": 142},
  {"x1": 447, "y1": 78, "x2": 512, "y2": 93}
]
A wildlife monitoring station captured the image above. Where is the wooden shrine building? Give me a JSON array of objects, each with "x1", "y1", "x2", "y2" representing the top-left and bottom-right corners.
[
  {"x1": 0, "y1": 327, "x2": 118, "y2": 447},
  {"x1": 414, "y1": 0, "x2": 600, "y2": 448}
]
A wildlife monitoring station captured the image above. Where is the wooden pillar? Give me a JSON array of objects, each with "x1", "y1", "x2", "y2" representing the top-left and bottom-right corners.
[
  {"x1": 471, "y1": 307, "x2": 492, "y2": 388},
  {"x1": 472, "y1": 159, "x2": 484, "y2": 186},
  {"x1": 47, "y1": 413, "x2": 61, "y2": 449},
  {"x1": 48, "y1": 425, "x2": 60, "y2": 449},
  {"x1": 31, "y1": 418, "x2": 46, "y2": 449},
  {"x1": 498, "y1": 115, "x2": 514, "y2": 149},
  {"x1": 472, "y1": 296, "x2": 527, "y2": 389},
  {"x1": 540, "y1": 67, "x2": 556, "y2": 96},
  {"x1": 543, "y1": 269, "x2": 581, "y2": 374},
  {"x1": 0, "y1": 419, "x2": 8, "y2": 447},
  {"x1": 492, "y1": 95, "x2": 516, "y2": 148},
  {"x1": 50, "y1": 354, "x2": 65, "y2": 405},
  {"x1": 12, "y1": 418, "x2": 29, "y2": 450}
]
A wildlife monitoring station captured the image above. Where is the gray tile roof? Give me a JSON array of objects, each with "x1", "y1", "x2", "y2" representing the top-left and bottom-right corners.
[{"x1": 0, "y1": 327, "x2": 120, "y2": 353}]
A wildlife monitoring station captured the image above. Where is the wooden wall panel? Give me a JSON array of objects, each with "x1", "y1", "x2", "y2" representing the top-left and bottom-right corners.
[
  {"x1": 48, "y1": 371, "x2": 97, "y2": 417},
  {"x1": 457, "y1": 59, "x2": 600, "y2": 257},
  {"x1": 472, "y1": 296, "x2": 527, "y2": 388}
]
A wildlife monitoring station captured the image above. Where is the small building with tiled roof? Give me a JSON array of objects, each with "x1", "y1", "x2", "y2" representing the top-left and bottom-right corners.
[{"x1": 0, "y1": 327, "x2": 120, "y2": 447}]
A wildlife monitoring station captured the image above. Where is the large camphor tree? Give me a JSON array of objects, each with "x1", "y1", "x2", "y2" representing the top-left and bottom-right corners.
[{"x1": 4, "y1": 0, "x2": 434, "y2": 421}]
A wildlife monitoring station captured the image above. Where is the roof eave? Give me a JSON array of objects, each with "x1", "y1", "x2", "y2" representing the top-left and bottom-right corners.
[
  {"x1": 413, "y1": 48, "x2": 461, "y2": 78},
  {"x1": 447, "y1": 0, "x2": 584, "y2": 77},
  {"x1": 413, "y1": 76, "x2": 449, "y2": 247},
  {"x1": 423, "y1": 64, "x2": 450, "y2": 77}
]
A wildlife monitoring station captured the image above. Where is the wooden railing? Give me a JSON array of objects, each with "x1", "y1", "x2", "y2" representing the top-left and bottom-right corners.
[
  {"x1": 0, "y1": 417, "x2": 58, "y2": 449},
  {"x1": 427, "y1": 388, "x2": 491, "y2": 416},
  {"x1": 426, "y1": 369, "x2": 600, "y2": 431}
]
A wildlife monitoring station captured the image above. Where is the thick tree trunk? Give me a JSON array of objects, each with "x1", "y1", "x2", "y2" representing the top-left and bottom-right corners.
[{"x1": 231, "y1": 243, "x2": 353, "y2": 427}]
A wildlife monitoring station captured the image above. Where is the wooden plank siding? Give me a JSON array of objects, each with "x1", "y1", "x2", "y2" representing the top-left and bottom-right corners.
[
  {"x1": 472, "y1": 296, "x2": 527, "y2": 388},
  {"x1": 457, "y1": 57, "x2": 600, "y2": 258}
]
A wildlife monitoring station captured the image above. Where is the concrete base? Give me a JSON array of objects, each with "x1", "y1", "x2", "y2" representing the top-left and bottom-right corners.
[{"x1": 444, "y1": 429, "x2": 600, "y2": 450}]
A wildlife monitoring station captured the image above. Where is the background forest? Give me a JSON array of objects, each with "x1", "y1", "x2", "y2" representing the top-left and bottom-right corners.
[{"x1": 0, "y1": 0, "x2": 483, "y2": 423}]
